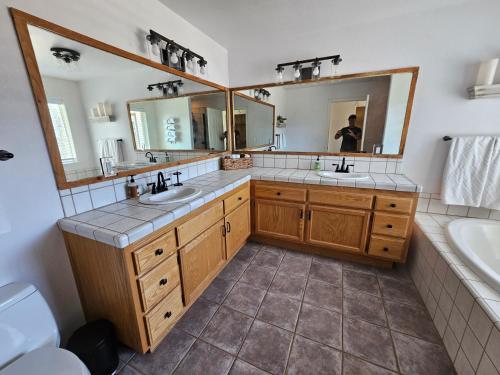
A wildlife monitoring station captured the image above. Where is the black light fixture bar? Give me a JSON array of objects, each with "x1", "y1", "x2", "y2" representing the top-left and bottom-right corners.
[
  {"x1": 276, "y1": 54, "x2": 341, "y2": 69},
  {"x1": 147, "y1": 79, "x2": 184, "y2": 96},
  {"x1": 254, "y1": 88, "x2": 271, "y2": 101},
  {"x1": 50, "y1": 47, "x2": 80, "y2": 63},
  {"x1": 147, "y1": 79, "x2": 183, "y2": 91},
  {"x1": 146, "y1": 30, "x2": 207, "y2": 70}
]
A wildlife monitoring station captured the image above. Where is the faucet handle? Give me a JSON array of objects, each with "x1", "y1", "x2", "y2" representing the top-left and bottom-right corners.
[
  {"x1": 347, "y1": 164, "x2": 355, "y2": 173},
  {"x1": 147, "y1": 182, "x2": 157, "y2": 194},
  {"x1": 332, "y1": 163, "x2": 340, "y2": 172}
]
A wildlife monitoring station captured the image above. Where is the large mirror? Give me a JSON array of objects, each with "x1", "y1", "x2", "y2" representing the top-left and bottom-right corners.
[
  {"x1": 232, "y1": 68, "x2": 417, "y2": 156},
  {"x1": 20, "y1": 21, "x2": 226, "y2": 186}
]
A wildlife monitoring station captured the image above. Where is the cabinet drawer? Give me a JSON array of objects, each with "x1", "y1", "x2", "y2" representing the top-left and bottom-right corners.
[
  {"x1": 309, "y1": 190, "x2": 374, "y2": 210},
  {"x1": 224, "y1": 184, "x2": 250, "y2": 214},
  {"x1": 145, "y1": 285, "x2": 183, "y2": 346},
  {"x1": 133, "y1": 231, "x2": 176, "y2": 275},
  {"x1": 375, "y1": 195, "x2": 414, "y2": 215},
  {"x1": 254, "y1": 184, "x2": 306, "y2": 203},
  {"x1": 138, "y1": 253, "x2": 180, "y2": 312},
  {"x1": 372, "y1": 213, "x2": 410, "y2": 238},
  {"x1": 368, "y1": 235, "x2": 406, "y2": 261},
  {"x1": 176, "y1": 202, "x2": 224, "y2": 247}
]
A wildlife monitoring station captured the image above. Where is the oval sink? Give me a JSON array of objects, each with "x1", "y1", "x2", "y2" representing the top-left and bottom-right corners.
[
  {"x1": 139, "y1": 186, "x2": 201, "y2": 205},
  {"x1": 317, "y1": 171, "x2": 369, "y2": 180}
]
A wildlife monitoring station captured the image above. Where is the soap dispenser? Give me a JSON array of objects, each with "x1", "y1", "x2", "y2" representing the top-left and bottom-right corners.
[
  {"x1": 127, "y1": 175, "x2": 138, "y2": 198},
  {"x1": 314, "y1": 156, "x2": 321, "y2": 171}
]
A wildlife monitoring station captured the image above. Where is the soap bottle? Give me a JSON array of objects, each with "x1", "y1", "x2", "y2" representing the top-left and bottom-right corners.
[
  {"x1": 127, "y1": 175, "x2": 138, "y2": 198},
  {"x1": 314, "y1": 156, "x2": 321, "y2": 171}
]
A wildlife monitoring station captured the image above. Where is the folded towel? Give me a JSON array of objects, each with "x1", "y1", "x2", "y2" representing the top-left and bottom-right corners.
[
  {"x1": 97, "y1": 138, "x2": 123, "y2": 163},
  {"x1": 441, "y1": 136, "x2": 497, "y2": 208}
]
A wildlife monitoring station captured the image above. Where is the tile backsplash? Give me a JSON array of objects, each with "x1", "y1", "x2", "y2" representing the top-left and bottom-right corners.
[
  {"x1": 250, "y1": 154, "x2": 404, "y2": 174},
  {"x1": 59, "y1": 157, "x2": 221, "y2": 217},
  {"x1": 416, "y1": 192, "x2": 500, "y2": 220}
]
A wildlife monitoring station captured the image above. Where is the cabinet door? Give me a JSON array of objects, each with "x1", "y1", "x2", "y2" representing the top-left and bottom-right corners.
[
  {"x1": 179, "y1": 219, "x2": 226, "y2": 305},
  {"x1": 306, "y1": 205, "x2": 370, "y2": 254},
  {"x1": 254, "y1": 199, "x2": 305, "y2": 242},
  {"x1": 225, "y1": 200, "x2": 251, "y2": 259}
]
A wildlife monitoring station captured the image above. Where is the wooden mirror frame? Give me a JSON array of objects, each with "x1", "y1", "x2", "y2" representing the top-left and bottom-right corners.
[
  {"x1": 230, "y1": 66, "x2": 419, "y2": 158},
  {"x1": 10, "y1": 8, "x2": 230, "y2": 189},
  {"x1": 231, "y1": 92, "x2": 276, "y2": 151}
]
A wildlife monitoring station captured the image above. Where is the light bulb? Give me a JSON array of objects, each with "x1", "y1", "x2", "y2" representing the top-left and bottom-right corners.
[
  {"x1": 186, "y1": 59, "x2": 194, "y2": 70},
  {"x1": 275, "y1": 70, "x2": 284, "y2": 83},
  {"x1": 313, "y1": 66, "x2": 320, "y2": 77},
  {"x1": 294, "y1": 68, "x2": 301, "y2": 79},
  {"x1": 170, "y1": 51, "x2": 179, "y2": 64},
  {"x1": 167, "y1": 86, "x2": 173, "y2": 95},
  {"x1": 200, "y1": 65, "x2": 206, "y2": 76},
  {"x1": 151, "y1": 43, "x2": 160, "y2": 56},
  {"x1": 177, "y1": 84, "x2": 184, "y2": 95}
]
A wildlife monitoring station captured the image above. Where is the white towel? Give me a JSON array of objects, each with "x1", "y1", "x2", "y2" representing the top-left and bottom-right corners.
[
  {"x1": 98, "y1": 138, "x2": 123, "y2": 163},
  {"x1": 481, "y1": 137, "x2": 500, "y2": 209},
  {"x1": 276, "y1": 127, "x2": 286, "y2": 149},
  {"x1": 441, "y1": 136, "x2": 497, "y2": 208}
]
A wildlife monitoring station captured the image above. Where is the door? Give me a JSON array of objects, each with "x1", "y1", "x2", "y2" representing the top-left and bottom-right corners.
[
  {"x1": 306, "y1": 205, "x2": 371, "y2": 254},
  {"x1": 234, "y1": 113, "x2": 247, "y2": 149},
  {"x1": 254, "y1": 199, "x2": 305, "y2": 242},
  {"x1": 206, "y1": 107, "x2": 224, "y2": 150},
  {"x1": 225, "y1": 200, "x2": 251, "y2": 259},
  {"x1": 179, "y1": 219, "x2": 226, "y2": 304}
]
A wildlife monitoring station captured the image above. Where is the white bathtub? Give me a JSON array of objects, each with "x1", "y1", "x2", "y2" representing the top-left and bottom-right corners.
[{"x1": 446, "y1": 218, "x2": 500, "y2": 293}]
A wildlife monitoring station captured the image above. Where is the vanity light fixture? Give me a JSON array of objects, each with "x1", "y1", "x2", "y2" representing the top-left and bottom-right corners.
[
  {"x1": 254, "y1": 88, "x2": 271, "y2": 101},
  {"x1": 275, "y1": 54, "x2": 341, "y2": 83},
  {"x1": 147, "y1": 79, "x2": 184, "y2": 97},
  {"x1": 146, "y1": 30, "x2": 207, "y2": 76},
  {"x1": 50, "y1": 47, "x2": 80, "y2": 64}
]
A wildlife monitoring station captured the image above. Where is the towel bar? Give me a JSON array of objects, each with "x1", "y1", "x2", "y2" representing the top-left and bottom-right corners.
[{"x1": 443, "y1": 136, "x2": 452, "y2": 141}]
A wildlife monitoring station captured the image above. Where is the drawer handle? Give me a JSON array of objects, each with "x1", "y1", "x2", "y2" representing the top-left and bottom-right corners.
[
  {"x1": 159, "y1": 278, "x2": 168, "y2": 286},
  {"x1": 164, "y1": 311, "x2": 172, "y2": 319},
  {"x1": 155, "y1": 248, "x2": 164, "y2": 256},
  {"x1": 238, "y1": 197, "x2": 242, "y2": 201},
  {"x1": 383, "y1": 247, "x2": 389, "y2": 252},
  {"x1": 226, "y1": 222, "x2": 231, "y2": 233},
  {"x1": 277, "y1": 192, "x2": 281, "y2": 196},
  {"x1": 390, "y1": 203, "x2": 397, "y2": 208},
  {"x1": 386, "y1": 224, "x2": 393, "y2": 229},
  {"x1": 299, "y1": 209, "x2": 304, "y2": 219}
]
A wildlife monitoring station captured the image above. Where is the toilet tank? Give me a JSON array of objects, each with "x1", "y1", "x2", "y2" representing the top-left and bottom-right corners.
[{"x1": 0, "y1": 283, "x2": 60, "y2": 369}]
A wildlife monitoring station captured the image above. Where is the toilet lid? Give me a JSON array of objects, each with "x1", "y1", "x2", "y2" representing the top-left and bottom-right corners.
[{"x1": 0, "y1": 347, "x2": 90, "y2": 375}]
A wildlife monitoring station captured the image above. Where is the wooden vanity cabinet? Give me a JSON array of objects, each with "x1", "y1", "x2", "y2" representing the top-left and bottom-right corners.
[
  {"x1": 306, "y1": 205, "x2": 371, "y2": 254},
  {"x1": 63, "y1": 182, "x2": 251, "y2": 354},
  {"x1": 254, "y1": 199, "x2": 306, "y2": 242},
  {"x1": 251, "y1": 180, "x2": 417, "y2": 266}
]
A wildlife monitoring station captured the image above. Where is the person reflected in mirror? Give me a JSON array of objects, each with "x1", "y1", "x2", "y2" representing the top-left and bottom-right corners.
[{"x1": 335, "y1": 114, "x2": 362, "y2": 152}]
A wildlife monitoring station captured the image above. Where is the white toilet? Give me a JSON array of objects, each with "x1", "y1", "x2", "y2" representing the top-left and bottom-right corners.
[{"x1": 0, "y1": 282, "x2": 90, "y2": 374}]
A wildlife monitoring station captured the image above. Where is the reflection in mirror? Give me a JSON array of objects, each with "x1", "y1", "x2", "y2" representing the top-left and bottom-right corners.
[
  {"x1": 27, "y1": 25, "x2": 225, "y2": 182},
  {"x1": 128, "y1": 91, "x2": 227, "y2": 152},
  {"x1": 232, "y1": 93, "x2": 275, "y2": 150},
  {"x1": 233, "y1": 71, "x2": 415, "y2": 155}
]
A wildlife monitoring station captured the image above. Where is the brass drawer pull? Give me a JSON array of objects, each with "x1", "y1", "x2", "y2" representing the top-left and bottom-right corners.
[
  {"x1": 390, "y1": 203, "x2": 396, "y2": 208},
  {"x1": 238, "y1": 196, "x2": 242, "y2": 201},
  {"x1": 159, "y1": 278, "x2": 168, "y2": 286},
  {"x1": 386, "y1": 224, "x2": 393, "y2": 228},
  {"x1": 383, "y1": 247, "x2": 389, "y2": 252},
  {"x1": 164, "y1": 311, "x2": 172, "y2": 319},
  {"x1": 277, "y1": 192, "x2": 281, "y2": 196},
  {"x1": 155, "y1": 248, "x2": 164, "y2": 256}
]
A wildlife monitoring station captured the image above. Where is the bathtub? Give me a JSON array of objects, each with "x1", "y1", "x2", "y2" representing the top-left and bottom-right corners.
[{"x1": 446, "y1": 218, "x2": 500, "y2": 293}]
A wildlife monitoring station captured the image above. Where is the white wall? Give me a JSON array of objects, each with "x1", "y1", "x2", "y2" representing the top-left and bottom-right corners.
[
  {"x1": 227, "y1": 0, "x2": 500, "y2": 192},
  {"x1": 0, "y1": 0, "x2": 228, "y2": 340},
  {"x1": 41, "y1": 76, "x2": 97, "y2": 171}
]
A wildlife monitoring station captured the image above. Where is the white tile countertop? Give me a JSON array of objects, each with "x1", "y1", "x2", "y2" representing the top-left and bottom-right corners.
[
  {"x1": 58, "y1": 168, "x2": 422, "y2": 248},
  {"x1": 414, "y1": 213, "x2": 500, "y2": 328}
]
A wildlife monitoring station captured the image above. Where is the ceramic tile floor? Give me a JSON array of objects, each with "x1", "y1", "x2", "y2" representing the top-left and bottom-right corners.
[{"x1": 117, "y1": 242, "x2": 455, "y2": 375}]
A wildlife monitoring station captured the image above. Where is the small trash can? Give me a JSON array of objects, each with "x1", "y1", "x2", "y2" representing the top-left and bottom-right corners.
[{"x1": 66, "y1": 319, "x2": 119, "y2": 375}]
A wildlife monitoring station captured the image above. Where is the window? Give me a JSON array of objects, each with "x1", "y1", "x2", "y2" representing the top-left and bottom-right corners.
[
  {"x1": 48, "y1": 101, "x2": 77, "y2": 164},
  {"x1": 130, "y1": 110, "x2": 150, "y2": 149}
]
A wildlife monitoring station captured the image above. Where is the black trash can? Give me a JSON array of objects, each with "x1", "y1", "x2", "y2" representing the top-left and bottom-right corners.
[{"x1": 66, "y1": 319, "x2": 119, "y2": 375}]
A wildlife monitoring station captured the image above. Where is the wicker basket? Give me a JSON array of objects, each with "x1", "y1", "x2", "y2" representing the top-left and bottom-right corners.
[{"x1": 221, "y1": 157, "x2": 253, "y2": 170}]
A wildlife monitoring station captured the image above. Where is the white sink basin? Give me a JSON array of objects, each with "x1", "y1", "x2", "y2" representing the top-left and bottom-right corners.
[
  {"x1": 139, "y1": 186, "x2": 201, "y2": 205},
  {"x1": 317, "y1": 171, "x2": 370, "y2": 180}
]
